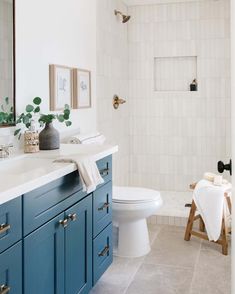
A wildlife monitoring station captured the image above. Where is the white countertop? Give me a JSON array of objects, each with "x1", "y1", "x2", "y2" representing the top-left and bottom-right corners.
[{"x1": 0, "y1": 144, "x2": 118, "y2": 205}]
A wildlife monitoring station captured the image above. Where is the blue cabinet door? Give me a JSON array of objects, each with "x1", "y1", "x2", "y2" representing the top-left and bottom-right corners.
[
  {"x1": 65, "y1": 196, "x2": 92, "y2": 294},
  {"x1": 24, "y1": 213, "x2": 65, "y2": 294},
  {"x1": 0, "y1": 241, "x2": 22, "y2": 294}
]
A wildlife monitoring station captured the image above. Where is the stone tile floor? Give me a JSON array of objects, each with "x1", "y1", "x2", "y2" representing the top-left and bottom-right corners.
[{"x1": 91, "y1": 224, "x2": 231, "y2": 294}]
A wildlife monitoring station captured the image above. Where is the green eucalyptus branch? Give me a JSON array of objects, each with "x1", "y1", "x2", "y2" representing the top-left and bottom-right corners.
[
  {"x1": 0, "y1": 97, "x2": 14, "y2": 125},
  {"x1": 14, "y1": 98, "x2": 72, "y2": 140}
]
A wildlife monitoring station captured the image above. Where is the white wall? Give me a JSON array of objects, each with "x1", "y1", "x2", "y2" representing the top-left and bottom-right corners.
[
  {"x1": 0, "y1": 0, "x2": 97, "y2": 140},
  {"x1": 128, "y1": 0, "x2": 231, "y2": 191},
  {"x1": 96, "y1": 0, "x2": 130, "y2": 185}
]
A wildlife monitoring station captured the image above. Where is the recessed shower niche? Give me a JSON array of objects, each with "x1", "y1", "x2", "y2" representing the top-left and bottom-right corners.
[{"x1": 154, "y1": 56, "x2": 198, "y2": 92}]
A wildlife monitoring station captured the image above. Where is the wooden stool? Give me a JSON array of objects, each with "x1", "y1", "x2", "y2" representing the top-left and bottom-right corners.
[{"x1": 184, "y1": 183, "x2": 232, "y2": 255}]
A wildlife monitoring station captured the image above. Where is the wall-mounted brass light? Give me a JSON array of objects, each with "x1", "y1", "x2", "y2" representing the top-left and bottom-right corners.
[{"x1": 113, "y1": 95, "x2": 126, "y2": 109}]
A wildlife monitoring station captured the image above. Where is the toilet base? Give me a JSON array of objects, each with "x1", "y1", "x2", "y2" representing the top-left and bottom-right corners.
[{"x1": 113, "y1": 219, "x2": 151, "y2": 258}]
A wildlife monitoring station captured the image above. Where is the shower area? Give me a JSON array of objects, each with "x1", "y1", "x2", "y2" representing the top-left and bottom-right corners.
[{"x1": 96, "y1": 0, "x2": 231, "y2": 225}]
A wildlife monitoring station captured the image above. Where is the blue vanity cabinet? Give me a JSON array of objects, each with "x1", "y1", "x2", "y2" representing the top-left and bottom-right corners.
[
  {"x1": 0, "y1": 196, "x2": 22, "y2": 254},
  {"x1": 65, "y1": 196, "x2": 92, "y2": 294},
  {"x1": 24, "y1": 213, "x2": 65, "y2": 294},
  {"x1": 0, "y1": 155, "x2": 113, "y2": 294},
  {"x1": 24, "y1": 195, "x2": 93, "y2": 294},
  {"x1": 0, "y1": 241, "x2": 22, "y2": 294}
]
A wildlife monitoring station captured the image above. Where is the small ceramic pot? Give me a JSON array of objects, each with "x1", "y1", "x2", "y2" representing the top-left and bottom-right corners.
[{"x1": 39, "y1": 122, "x2": 60, "y2": 150}]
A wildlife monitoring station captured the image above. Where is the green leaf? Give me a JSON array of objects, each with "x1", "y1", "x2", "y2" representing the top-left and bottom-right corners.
[
  {"x1": 26, "y1": 104, "x2": 34, "y2": 112},
  {"x1": 5, "y1": 97, "x2": 9, "y2": 105},
  {"x1": 65, "y1": 121, "x2": 72, "y2": 127},
  {"x1": 57, "y1": 114, "x2": 65, "y2": 123},
  {"x1": 27, "y1": 113, "x2": 32, "y2": 119},
  {"x1": 64, "y1": 104, "x2": 70, "y2": 110},
  {"x1": 14, "y1": 129, "x2": 21, "y2": 136},
  {"x1": 23, "y1": 115, "x2": 30, "y2": 124},
  {"x1": 34, "y1": 106, "x2": 40, "y2": 113},
  {"x1": 33, "y1": 97, "x2": 42, "y2": 105}
]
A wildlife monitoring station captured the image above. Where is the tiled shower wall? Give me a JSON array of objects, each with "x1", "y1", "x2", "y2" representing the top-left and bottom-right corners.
[
  {"x1": 96, "y1": 0, "x2": 130, "y2": 185},
  {"x1": 128, "y1": 0, "x2": 231, "y2": 191}
]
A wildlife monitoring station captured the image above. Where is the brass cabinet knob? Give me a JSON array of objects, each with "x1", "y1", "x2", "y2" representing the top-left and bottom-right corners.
[
  {"x1": 59, "y1": 219, "x2": 69, "y2": 228},
  {"x1": 68, "y1": 213, "x2": 77, "y2": 222},
  {"x1": 98, "y1": 246, "x2": 110, "y2": 257},
  {"x1": 0, "y1": 224, "x2": 11, "y2": 235},
  {"x1": 98, "y1": 202, "x2": 109, "y2": 211},
  {"x1": 0, "y1": 285, "x2": 10, "y2": 294}
]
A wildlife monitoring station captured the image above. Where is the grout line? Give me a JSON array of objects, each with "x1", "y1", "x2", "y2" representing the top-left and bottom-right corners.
[
  {"x1": 123, "y1": 225, "x2": 164, "y2": 294},
  {"x1": 122, "y1": 259, "x2": 144, "y2": 294},
  {"x1": 188, "y1": 239, "x2": 202, "y2": 294}
]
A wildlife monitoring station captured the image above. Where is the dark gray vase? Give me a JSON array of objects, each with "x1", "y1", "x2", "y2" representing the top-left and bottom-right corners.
[{"x1": 39, "y1": 122, "x2": 60, "y2": 150}]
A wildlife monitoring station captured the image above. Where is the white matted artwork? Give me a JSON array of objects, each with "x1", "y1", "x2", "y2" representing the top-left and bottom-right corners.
[
  {"x1": 73, "y1": 69, "x2": 91, "y2": 109},
  {"x1": 49, "y1": 65, "x2": 73, "y2": 111}
]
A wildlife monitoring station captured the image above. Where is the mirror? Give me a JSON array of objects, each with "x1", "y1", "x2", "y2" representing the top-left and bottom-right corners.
[{"x1": 0, "y1": 0, "x2": 15, "y2": 126}]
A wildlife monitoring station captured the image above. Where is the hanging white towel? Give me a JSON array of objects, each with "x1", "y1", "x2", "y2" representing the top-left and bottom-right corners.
[
  {"x1": 193, "y1": 179, "x2": 232, "y2": 242},
  {"x1": 67, "y1": 132, "x2": 106, "y2": 145},
  {"x1": 54, "y1": 156, "x2": 104, "y2": 194}
]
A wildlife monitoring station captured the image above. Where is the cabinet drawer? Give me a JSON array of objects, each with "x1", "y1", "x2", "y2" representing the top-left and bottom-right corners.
[
  {"x1": 0, "y1": 241, "x2": 22, "y2": 294},
  {"x1": 97, "y1": 156, "x2": 112, "y2": 184},
  {"x1": 23, "y1": 171, "x2": 86, "y2": 236},
  {"x1": 93, "y1": 181, "x2": 112, "y2": 237},
  {"x1": 93, "y1": 223, "x2": 113, "y2": 285},
  {"x1": 0, "y1": 197, "x2": 22, "y2": 254}
]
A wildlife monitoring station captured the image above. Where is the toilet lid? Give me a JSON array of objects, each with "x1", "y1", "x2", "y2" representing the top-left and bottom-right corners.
[{"x1": 113, "y1": 186, "x2": 161, "y2": 204}]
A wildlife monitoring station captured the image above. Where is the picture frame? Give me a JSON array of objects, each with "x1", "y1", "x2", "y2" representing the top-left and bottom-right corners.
[
  {"x1": 49, "y1": 64, "x2": 73, "y2": 111},
  {"x1": 73, "y1": 68, "x2": 91, "y2": 109}
]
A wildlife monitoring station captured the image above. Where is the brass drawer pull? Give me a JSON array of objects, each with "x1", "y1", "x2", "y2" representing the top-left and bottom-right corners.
[
  {"x1": 99, "y1": 168, "x2": 109, "y2": 176},
  {"x1": 98, "y1": 246, "x2": 109, "y2": 257},
  {"x1": 98, "y1": 203, "x2": 109, "y2": 211},
  {"x1": 0, "y1": 285, "x2": 10, "y2": 294},
  {"x1": 68, "y1": 213, "x2": 77, "y2": 222},
  {"x1": 59, "y1": 218, "x2": 69, "y2": 228},
  {"x1": 0, "y1": 224, "x2": 11, "y2": 235}
]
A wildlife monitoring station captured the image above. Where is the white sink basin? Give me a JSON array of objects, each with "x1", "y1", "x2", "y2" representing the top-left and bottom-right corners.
[{"x1": 0, "y1": 156, "x2": 58, "y2": 176}]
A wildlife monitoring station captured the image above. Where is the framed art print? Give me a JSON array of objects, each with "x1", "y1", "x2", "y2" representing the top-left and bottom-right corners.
[
  {"x1": 49, "y1": 64, "x2": 73, "y2": 111},
  {"x1": 73, "y1": 68, "x2": 91, "y2": 109}
]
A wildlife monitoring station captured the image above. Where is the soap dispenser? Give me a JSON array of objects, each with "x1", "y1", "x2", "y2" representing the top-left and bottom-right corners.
[{"x1": 24, "y1": 120, "x2": 39, "y2": 153}]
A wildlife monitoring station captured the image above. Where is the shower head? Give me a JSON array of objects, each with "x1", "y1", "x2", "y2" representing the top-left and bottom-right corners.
[{"x1": 114, "y1": 10, "x2": 131, "y2": 23}]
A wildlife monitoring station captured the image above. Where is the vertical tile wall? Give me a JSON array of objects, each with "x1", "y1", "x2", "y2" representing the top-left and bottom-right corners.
[
  {"x1": 0, "y1": 0, "x2": 13, "y2": 107},
  {"x1": 96, "y1": 0, "x2": 130, "y2": 185},
  {"x1": 128, "y1": 0, "x2": 231, "y2": 191}
]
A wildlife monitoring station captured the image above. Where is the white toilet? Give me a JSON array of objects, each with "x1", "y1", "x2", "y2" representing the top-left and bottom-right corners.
[{"x1": 112, "y1": 186, "x2": 162, "y2": 258}]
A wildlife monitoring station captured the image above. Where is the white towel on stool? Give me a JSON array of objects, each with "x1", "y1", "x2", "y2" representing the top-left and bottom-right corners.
[
  {"x1": 67, "y1": 132, "x2": 106, "y2": 145},
  {"x1": 193, "y1": 179, "x2": 232, "y2": 242},
  {"x1": 54, "y1": 156, "x2": 104, "y2": 193}
]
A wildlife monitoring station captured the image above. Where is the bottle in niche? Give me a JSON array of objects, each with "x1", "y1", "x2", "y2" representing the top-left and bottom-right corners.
[{"x1": 190, "y1": 79, "x2": 198, "y2": 91}]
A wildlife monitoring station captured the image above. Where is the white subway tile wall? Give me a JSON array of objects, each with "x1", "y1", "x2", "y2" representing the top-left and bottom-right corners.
[
  {"x1": 97, "y1": 0, "x2": 231, "y2": 192},
  {"x1": 128, "y1": 0, "x2": 231, "y2": 191},
  {"x1": 97, "y1": 0, "x2": 130, "y2": 185}
]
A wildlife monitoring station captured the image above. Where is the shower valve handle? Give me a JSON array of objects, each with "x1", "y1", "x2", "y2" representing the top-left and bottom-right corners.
[{"x1": 113, "y1": 95, "x2": 126, "y2": 109}]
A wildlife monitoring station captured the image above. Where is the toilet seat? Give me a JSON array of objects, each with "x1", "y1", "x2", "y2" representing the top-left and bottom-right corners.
[{"x1": 113, "y1": 186, "x2": 161, "y2": 204}]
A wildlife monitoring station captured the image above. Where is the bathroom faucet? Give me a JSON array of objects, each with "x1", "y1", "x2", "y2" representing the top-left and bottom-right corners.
[{"x1": 0, "y1": 144, "x2": 13, "y2": 158}]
